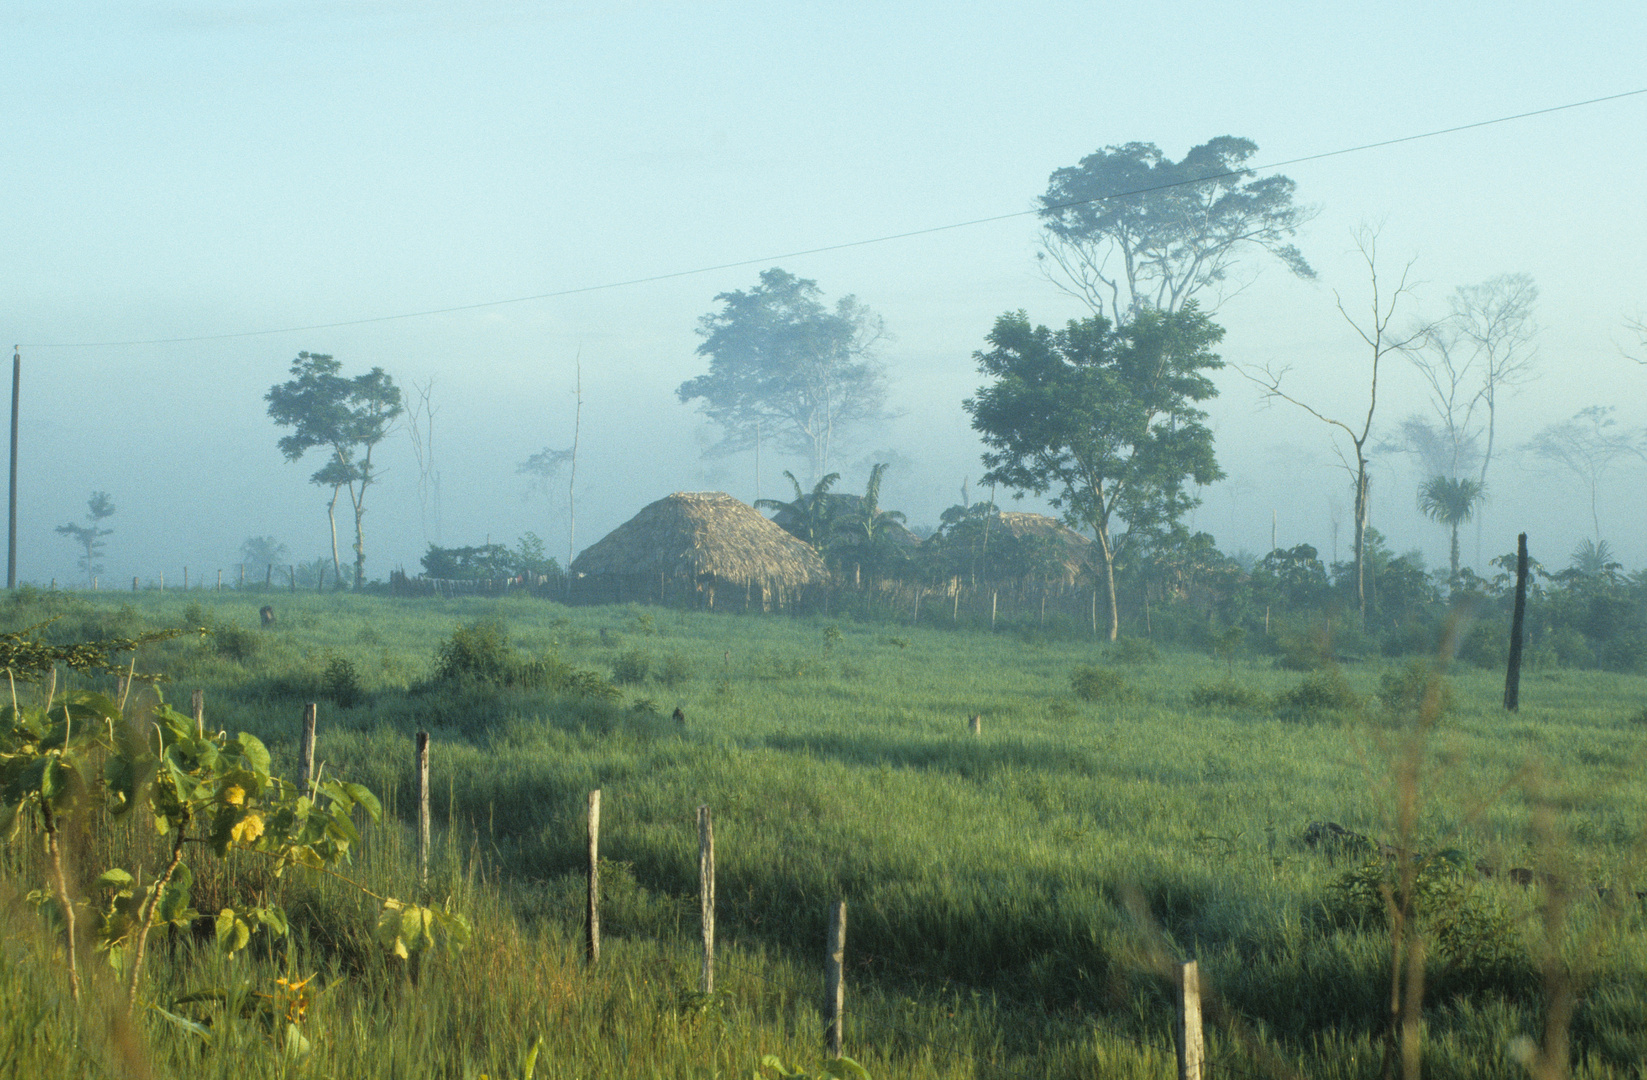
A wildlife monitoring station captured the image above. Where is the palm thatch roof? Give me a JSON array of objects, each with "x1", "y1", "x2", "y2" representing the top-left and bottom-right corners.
[
  {"x1": 996, "y1": 512, "x2": 1093, "y2": 580},
  {"x1": 572, "y1": 491, "x2": 828, "y2": 587}
]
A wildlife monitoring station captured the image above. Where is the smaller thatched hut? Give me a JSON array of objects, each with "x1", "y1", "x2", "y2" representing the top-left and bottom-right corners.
[
  {"x1": 995, "y1": 512, "x2": 1093, "y2": 584},
  {"x1": 570, "y1": 491, "x2": 829, "y2": 609}
]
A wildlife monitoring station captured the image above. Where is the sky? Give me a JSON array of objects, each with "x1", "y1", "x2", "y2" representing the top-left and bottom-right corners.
[{"x1": 4, "y1": 0, "x2": 1646, "y2": 588}]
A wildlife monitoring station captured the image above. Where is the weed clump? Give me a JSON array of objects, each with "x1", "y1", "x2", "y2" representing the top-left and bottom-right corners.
[
  {"x1": 612, "y1": 649, "x2": 651, "y2": 686},
  {"x1": 1189, "y1": 681, "x2": 1264, "y2": 710},
  {"x1": 1275, "y1": 669, "x2": 1359, "y2": 714},
  {"x1": 1105, "y1": 637, "x2": 1158, "y2": 664},
  {"x1": 435, "y1": 619, "x2": 513, "y2": 683},
  {"x1": 212, "y1": 623, "x2": 260, "y2": 663},
  {"x1": 1377, "y1": 659, "x2": 1455, "y2": 716},
  {"x1": 1071, "y1": 665, "x2": 1128, "y2": 702},
  {"x1": 657, "y1": 653, "x2": 692, "y2": 688},
  {"x1": 323, "y1": 653, "x2": 363, "y2": 708},
  {"x1": 432, "y1": 619, "x2": 617, "y2": 700}
]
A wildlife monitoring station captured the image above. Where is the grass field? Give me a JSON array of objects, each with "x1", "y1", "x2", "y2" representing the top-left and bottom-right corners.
[{"x1": 2, "y1": 585, "x2": 1646, "y2": 1078}]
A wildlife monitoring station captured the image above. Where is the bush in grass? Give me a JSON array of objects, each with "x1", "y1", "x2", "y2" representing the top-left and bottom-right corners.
[
  {"x1": 434, "y1": 619, "x2": 513, "y2": 684},
  {"x1": 1275, "y1": 668, "x2": 1359, "y2": 714},
  {"x1": 612, "y1": 649, "x2": 651, "y2": 685},
  {"x1": 323, "y1": 653, "x2": 363, "y2": 708},
  {"x1": 212, "y1": 623, "x2": 260, "y2": 663},
  {"x1": 1189, "y1": 681, "x2": 1264, "y2": 709},
  {"x1": 1071, "y1": 665, "x2": 1128, "y2": 702},
  {"x1": 1377, "y1": 659, "x2": 1454, "y2": 717},
  {"x1": 657, "y1": 653, "x2": 692, "y2": 688},
  {"x1": 1457, "y1": 620, "x2": 1509, "y2": 669},
  {"x1": 1105, "y1": 637, "x2": 1158, "y2": 664}
]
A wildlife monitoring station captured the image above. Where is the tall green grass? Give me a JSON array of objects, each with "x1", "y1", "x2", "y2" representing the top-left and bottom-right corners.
[{"x1": 2, "y1": 585, "x2": 1646, "y2": 1076}]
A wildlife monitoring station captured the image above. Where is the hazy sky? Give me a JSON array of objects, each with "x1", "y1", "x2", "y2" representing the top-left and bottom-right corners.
[{"x1": 5, "y1": 1, "x2": 1646, "y2": 587}]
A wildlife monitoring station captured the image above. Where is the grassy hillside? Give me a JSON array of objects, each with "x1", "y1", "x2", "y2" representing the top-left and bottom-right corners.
[{"x1": 2, "y1": 585, "x2": 1645, "y2": 1078}]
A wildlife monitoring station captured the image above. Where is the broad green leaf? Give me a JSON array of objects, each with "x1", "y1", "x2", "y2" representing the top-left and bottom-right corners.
[
  {"x1": 234, "y1": 733, "x2": 271, "y2": 777},
  {"x1": 215, "y1": 908, "x2": 250, "y2": 953},
  {"x1": 822, "y1": 1058, "x2": 871, "y2": 1080},
  {"x1": 93, "y1": 868, "x2": 135, "y2": 890},
  {"x1": 342, "y1": 782, "x2": 382, "y2": 821},
  {"x1": 149, "y1": 1003, "x2": 212, "y2": 1041}
]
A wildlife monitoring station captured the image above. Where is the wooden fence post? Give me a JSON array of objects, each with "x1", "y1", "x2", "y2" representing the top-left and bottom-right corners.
[
  {"x1": 266, "y1": 563, "x2": 272, "y2": 588},
  {"x1": 159, "y1": 573, "x2": 164, "y2": 591},
  {"x1": 132, "y1": 576, "x2": 138, "y2": 592},
  {"x1": 217, "y1": 569, "x2": 222, "y2": 592},
  {"x1": 587, "y1": 789, "x2": 601, "y2": 965},
  {"x1": 699, "y1": 805, "x2": 715, "y2": 994},
  {"x1": 990, "y1": 590, "x2": 998, "y2": 631},
  {"x1": 289, "y1": 566, "x2": 296, "y2": 593},
  {"x1": 191, "y1": 689, "x2": 204, "y2": 738},
  {"x1": 1177, "y1": 960, "x2": 1204, "y2": 1080},
  {"x1": 299, "y1": 703, "x2": 317, "y2": 788},
  {"x1": 416, "y1": 732, "x2": 430, "y2": 884},
  {"x1": 968, "y1": 714, "x2": 981, "y2": 736},
  {"x1": 1504, "y1": 532, "x2": 1529, "y2": 711},
  {"x1": 825, "y1": 900, "x2": 846, "y2": 1057},
  {"x1": 183, "y1": 567, "x2": 188, "y2": 591}
]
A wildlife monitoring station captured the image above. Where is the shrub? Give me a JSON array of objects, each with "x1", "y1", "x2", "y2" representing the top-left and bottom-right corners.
[
  {"x1": 1275, "y1": 669, "x2": 1359, "y2": 714},
  {"x1": 323, "y1": 654, "x2": 363, "y2": 708},
  {"x1": 181, "y1": 600, "x2": 213, "y2": 629},
  {"x1": 1377, "y1": 659, "x2": 1454, "y2": 717},
  {"x1": 212, "y1": 624, "x2": 260, "y2": 663},
  {"x1": 434, "y1": 619, "x2": 513, "y2": 684},
  {"x1": 657, "y1": 653, "x2": 693, "y2": 688},
  {"x1": 1274, "y1": 620, "x2": 1335, "y2": 671},
  {"x1": 1189, "y1": 681, "x2": 1264, "y2": 710},
  {"x1": 1105, "y1": 637, "x2": 1158, "y2": 664},
  {"x1": 1071, "y1": 665, "x2": 1128, "y2": 702},
  {"x1": 1457, "y1": 621, "x2": 1509, "y2": 669},
  {"x1": 612, "y1": 649, "x2": 651, "y2": 685}
]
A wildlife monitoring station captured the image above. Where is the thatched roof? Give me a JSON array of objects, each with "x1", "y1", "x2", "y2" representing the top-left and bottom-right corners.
[
  {"x1": 572, "y1": 492, "x2": 829, "y2": 587},
  {"x1": 996, "y1": 512, "x2": 1093, "y2": 579}
]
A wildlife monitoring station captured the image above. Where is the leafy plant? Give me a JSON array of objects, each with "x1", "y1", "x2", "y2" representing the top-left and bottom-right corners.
[
  {"x1": 657, "y1": 653, "x2": 693, "y2": 688},
  {"x1": 1070, "y1": 665, "x2": 1128, "y2": 702},
  {"x1": 1377, "y1": 659, "x2": 1454, "y2": 717},
  {"x1": 612, "y1": 649, "x2": 651, "y2": 686},
  {"x1": 1189, "y1": 681, "x2": 1263, "y2": 709},
  {"x1": 434, "y1": 619, "x2": 514, "y2": 684},
  {"x1": 1275, "y1": 669, "x2": 1359, "y2": 714},
  {"x1": 756, "y1": 1055, "x2": 871, "y2": 1080},
  {"x1": 629, "y1": 612, "x2": 658, "y2": 637},
  {"x1": 0, "y1": 625, "x2": 468, "y2": 1013},
  {"x1": 822, "y1": 625, "x2": 843, "y2": 653},
  {"x1": 323, "y1": 653, "x2": 364, "y2": 708}
]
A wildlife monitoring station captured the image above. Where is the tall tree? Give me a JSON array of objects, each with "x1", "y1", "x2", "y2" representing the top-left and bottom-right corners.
[
  {"x1": 1416, "y1": 475, "x2": 1485, "y2": 580},
  {"x1": 1246, "y1": 229, "x2": 1430, "y2": 618},
  {"x1": 965, "y1": 304, "x2": 1225, "y2": 640},
  {"x1": 266, "y1": 352, "x2": 403, "y2": 590},
  {"x1": 55, "y1": 491, "x2": 114, "y2": 587},
  {"x1": 1037, "y1": 137, "x2": 1316, "y2": 322},
  {"x1": 1525, "y1": 406, "x2": 1639, "y2": 542},
  {"x1": 678, "y1": 268, "x2": 888, "y2": 481}
]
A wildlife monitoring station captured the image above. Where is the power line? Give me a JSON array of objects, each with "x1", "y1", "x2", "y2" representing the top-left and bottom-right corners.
[{"x1": 18, "y1": 86, "x2": 1646, "y2": 351}]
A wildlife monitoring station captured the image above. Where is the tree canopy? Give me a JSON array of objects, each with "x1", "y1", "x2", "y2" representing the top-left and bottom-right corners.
[
  {"x1": 55, "y1": 491, "x2": 115, "y2": 587},
  {"x1": 266, "y1": 352, "x2": 403, "y2": 589},
  {"x1": 1038, "y1": 137, "x2": 1315, "y2": 321},
  {"x1": 678, "y1": 268, "x2": 888, "y2": 480},
  {"x1": 964, "y1": 304, "x2": 1225, "y2": 638}
]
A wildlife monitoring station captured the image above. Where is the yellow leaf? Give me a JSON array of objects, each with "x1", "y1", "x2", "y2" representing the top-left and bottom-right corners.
[
  {"x1": 223, "y1": 784, "x2": 245, "y2": 807},
  {"x1": 230, "y1": 812, "x2": 264, "y2": 845}
]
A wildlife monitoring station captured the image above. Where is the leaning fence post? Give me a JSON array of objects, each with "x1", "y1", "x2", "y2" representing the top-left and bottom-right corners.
[
  {"x1": 699, "y1": 804, "x2": 715, "y2": 994},
  {"x1": 825, "y1": 900, "x2": 846, "y2": 1057},
  {"x1": 1177, "y1": 960, "x2": 1204, "y2": 1080},
  {"x1": 415, "y1": 732, "x2": 430, "y2": 884},
  {"x1": 587, "y1": 789, "x2": 601, "y2": 965},
  {"x1": 191, "y1": 689, "x2": 204, "y2": 738},
  {"x1": 298, "y1": 703, "x2": 317, "y2": 789}
]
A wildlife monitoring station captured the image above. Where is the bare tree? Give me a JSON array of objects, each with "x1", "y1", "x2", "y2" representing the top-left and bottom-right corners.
[
  {"x1": 1243, "y1": 229, "x2": 1430, "y2": 617},
  {"x1": 1624, "y1": 314, "x2": 1647, "y2": 366},
  {"x1": 518, "y1": 352, "x2": 583, "y2": 584},
  {"x1": 1525, "y1": 406, "x2": 1639, "y2": 541},
  {"x1": 407, "y1": 378, "x2": 441, "y2": 544}
]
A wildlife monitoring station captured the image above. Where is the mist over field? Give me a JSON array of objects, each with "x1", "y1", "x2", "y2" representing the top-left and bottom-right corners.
[{"x1": 5, "y1": 3, "x2": 1645, "y2": 591}]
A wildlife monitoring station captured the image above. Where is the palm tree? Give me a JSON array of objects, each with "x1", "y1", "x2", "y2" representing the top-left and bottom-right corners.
[
  {"x1": 846, "y1": 463, "x2": 906, "y2": 545},
  {"x1": 1417, "y1": 475, "x2": 1485, "y2": 579},
  {"x1": 754, "y1": 471, "x2": 841, "y2": 548}
]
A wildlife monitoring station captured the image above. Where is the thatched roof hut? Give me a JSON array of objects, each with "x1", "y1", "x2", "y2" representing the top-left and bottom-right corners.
[
  {"x1": 996, "y1": 512, "x2": 1093, "y2": 583},
  {"x1": 570, "y1": 491, "x2": 828, "y2": 608}
]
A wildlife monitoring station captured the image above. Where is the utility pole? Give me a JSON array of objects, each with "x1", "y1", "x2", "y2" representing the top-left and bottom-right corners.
[{"x1": 8, "y1": 348, "x2": 19, "y2": 589}]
